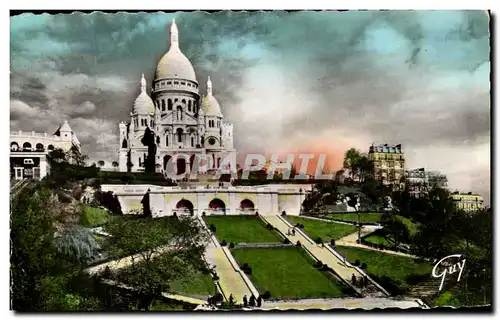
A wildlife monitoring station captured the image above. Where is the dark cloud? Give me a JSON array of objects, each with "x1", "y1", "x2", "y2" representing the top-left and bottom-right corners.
[{"x1": 10, "y1": 11, "x2": 491, "y2": 202}]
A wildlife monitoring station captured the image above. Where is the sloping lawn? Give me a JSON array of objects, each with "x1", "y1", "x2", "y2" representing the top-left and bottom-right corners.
[
  {"x1": 328, "y1": 213, "x2": 383, "y2": 224},
  {"x1": 231, "y1": 247, "x2": 352, "y2": 300},
  {"x1": 79, "y1": 205, "x2": 110, "y2": 227},
  {"x1": 204, "y1": 215, "x2": 282, "y2": 243},
  {"x1": 114, "y1": 254, "x2": 216, "y2": 297},
  {"x1": 336, "y1": 246, "x2": 432, "y2": 295},
  {"x1": 287, "y1": 216, "x2": 357, "y2": 241}
]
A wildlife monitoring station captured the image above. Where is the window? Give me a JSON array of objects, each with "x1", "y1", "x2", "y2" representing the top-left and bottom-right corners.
[
  {"x1": 167, "y1": 81, "x2": 171, "y2": 85},
  {"x1": 150, "y1": 120, "x2": 153, "y2": 127},
  {"x1": 168, "y1": 99, "x2": 173, "y2": 111},
  {"x1": 208, "y1": 137, "x2": 216, "y2": 145},
  {"x1": 182, "y1": 99, "x2": 186, "y2": 105},
  {"x1": 177, "y1": 128, "x2": 183, "y2": 143},
  {"x1": 188, "y1": 100, "x2": 191, "y2": 112},
  {"x1": 161, "y1": 81, "x2": 165, "y2": 85},
  {"x1": 181, "y1": 82, "x2": 186, "y2": 85},
  {"x1": 174, "y1": 81, "x2": 179, "y2": 85},
  {"x1": 191, "y1": 136, "x2": 194, "y2": 147},
  {"x1": 166, "y1": 133, "x2": 169, "y2": 146},
  {"x1": 162, "y1": 100, "x2": 166, "y2": 111}
]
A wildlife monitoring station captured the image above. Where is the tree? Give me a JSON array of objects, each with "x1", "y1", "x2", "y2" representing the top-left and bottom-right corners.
[
  {"x1": 346, "y1": 192, "x2": 361, "y2": 242},
  {"x1": 98, "y1": 160, "x2": 105, "y2": 167},
  {"x1": 380, "y1": 212, "x2": 410, "y2": 248},
  {"x1": 106, "y1": 216, "x2": 210, "y2": 310},
  {"x1": 53, "y1": 226, "x2": 102, "y2": 264},
  {"x1": 140, "y1": 127, "x2": 157, "y2": 174},
  {"x1": 343, "y1": 148, "x2": 362, "y2": 181}
]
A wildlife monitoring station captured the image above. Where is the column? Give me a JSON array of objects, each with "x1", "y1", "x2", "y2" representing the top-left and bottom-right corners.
[{"x1": 39, "y1": 157, "x2": 48, "y2": 180}]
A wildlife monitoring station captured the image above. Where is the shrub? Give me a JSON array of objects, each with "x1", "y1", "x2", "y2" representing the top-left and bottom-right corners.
[
  {"x1": 315, "y1": 260, "x2": 323, "y2": 268},
  {"x1": 213, "y1": 293, "x2": 224, "y2": 303},
  {"x1": 213, "y1": 274, "x2": 220, "y2": 281},
  {"x1": 354, "y1": 259, "x2": 361, "y2": 266},
  {"x1": 296, "y1": 241, "x2": 301, "y2": 247},
  {"x1": 101, "y1": 266, "x2": 113, "y2": 279},
  {"x1": 261, "y1": 291, "x2": 271, "y2": 299},
  {"x1": 266, "y1": 224, "x2": 273, "y2": 230},
  {"x1": 281, "y1": 211, "x2": 286, "y2": 216},
  {"x1": 315, "y1": 237, "x2": 323, "y2": 244},
  {"x1": 321, "y1": 264, "x2": 329, "y2": 271},
  {"x1": 229, "y1": 242, "x2": 235, "y2": 248},
  {"x1": 361, "y1": 263, "x2": 367, "y2": 269},
  {"x1": 299, "y1": 223, "x2": 305, "y2": 229},
  {"x1": 209, "y1": 224, "x2": 216, "y2": 232},
  {"x1": 295, "y1": 223, "x2": 300, "y2": 228},
  {"x1": 245, "y1": 267, "x2": 252, "y2": 275},
  {"x1": 283, "y1": 238, "x2": 291, "y2": 244},
  {"x1": 330, "y1": 239, "x2": 335, "y2": 246},
  {"x1": 243, "y1": 263, "x2": 249, "y2": 270},
  {"x1": 221, "y1": 240, "x2": 227, "y2": 246}
]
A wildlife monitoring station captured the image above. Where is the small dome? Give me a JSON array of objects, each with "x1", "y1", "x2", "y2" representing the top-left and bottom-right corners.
[
  {"x1": 201, "y1": 76, "x2": 223, "y2": 117},
  {"x1": 155, "y1": 20, "x2": 197, "y2": 82},
  {"x1": 201, "y1": 95, "x2": 223, "y2": 117},
  {"x1": 133, "y1": 74, "x2": 155, "y2": 115}
]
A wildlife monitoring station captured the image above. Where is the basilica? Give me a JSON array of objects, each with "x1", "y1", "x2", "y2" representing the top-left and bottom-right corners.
[{"x1": 118, "y1": 20, "x2": 236, "y2": 175}]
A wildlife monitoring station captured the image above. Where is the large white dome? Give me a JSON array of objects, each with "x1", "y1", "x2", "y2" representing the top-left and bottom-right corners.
[
  {"x1": 156, "y1": 50, "x2": 196, "y2": 82},
  {"x1": 155, "y1": 20, "x2": 197, "y2": 83},
  {"x1": 133, "y1": 74, "x2": 155, "y2": 115}
]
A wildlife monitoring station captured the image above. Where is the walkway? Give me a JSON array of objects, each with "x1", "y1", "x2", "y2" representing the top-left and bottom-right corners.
[
  {"x1": 204, "y1": 247, "x2": 253, "y2": 304},
  {"x1": 263, "y1": 297, "x2": 426, "y2": 310},
  {"x1": 261, "y1": 215, "x2": 386, "y2": 298}
]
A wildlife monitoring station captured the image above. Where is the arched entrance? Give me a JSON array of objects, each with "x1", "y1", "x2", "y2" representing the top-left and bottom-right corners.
[
  {"x1": 176, "y1": 199, "x2": 194, "y2": 215},
  {"x1": 209, "y1": 198, "x2": 226, "y2": 214},
  {"x1": 240, "y1": 199, "x2": 255, "y2": 211},
  {"x1": 10, "y1": 142, "x2": 19, "y2": 151},
  {"x1": 22, "y1": 142, "x2": 32, "y2": 151},
  {"x1": 177, "y1": 158, "x2": 186, "y2": 175}
]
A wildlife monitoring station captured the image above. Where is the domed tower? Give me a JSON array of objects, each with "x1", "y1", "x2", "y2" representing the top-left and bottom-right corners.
[
  {"x1": 131, "y1": 74, "x2": 155, "y2": 140},
  {"x1": 152, "y1": 19, "x2": 202, "y2": 174}
]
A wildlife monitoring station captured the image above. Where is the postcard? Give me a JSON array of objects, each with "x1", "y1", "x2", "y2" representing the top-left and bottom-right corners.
[{"x1": 10, "y1": 10, "x2": 491, "y2": 312}]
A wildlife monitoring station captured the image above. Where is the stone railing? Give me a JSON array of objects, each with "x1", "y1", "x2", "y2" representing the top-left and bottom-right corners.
[
  {"x1": 234, "y1": 242, "x2": 292, "y2": 249},
  {"x1": 279, "y1": 215, "x2": 316, "y2": 245},
  {"x1": 10, "y1": 131, "x2": 62, "y2": 139}
]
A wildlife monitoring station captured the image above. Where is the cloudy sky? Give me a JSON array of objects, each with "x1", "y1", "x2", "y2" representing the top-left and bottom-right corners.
[{"x1": 10, "y1": 11, "x2": 491, "y2": 204}]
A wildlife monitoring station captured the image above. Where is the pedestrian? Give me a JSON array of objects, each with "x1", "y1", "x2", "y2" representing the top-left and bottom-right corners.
[
  {"x1": 257, "y1": 296, "x2": 262, "y2": 307},
  {"x1": 243, "y1": 295, "x2": 248, "y2": 307},
  {"x1": 249, "y1": 294, "x2": 256, "y2": 306},
  {"x1": 351, "y1": 273, "x2": 357, "y2": 285},
  {"x1": 292, "y1": 228, "x2": 296, "y2": 236}
]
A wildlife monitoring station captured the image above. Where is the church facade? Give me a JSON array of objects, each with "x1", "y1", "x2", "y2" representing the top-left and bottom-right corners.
[{"x1": 118, "y1": 20, "x2": 235, "y2": 176}]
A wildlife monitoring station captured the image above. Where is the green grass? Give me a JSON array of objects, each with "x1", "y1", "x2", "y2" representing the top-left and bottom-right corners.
[
  {"x1": 287, "y1": 216, "x2": 357, "y2": 241},
  {"x1": 396, "y1": 216, "x2": 420, "y2": 236},
  {"x1": 79, "y1": 205, "x2": 110, "y2": 227},
  {"x1": 363, "y1": 233, "x2": 394, "y2": 247},
  {"x1": 169, "y1": 270, "x2": 216, "y2": 296},
  {"x1": 336, "y1": 246, "x2": 433, "y2": 294},
  {"x1": 204, "y1": 215, "x2": 282, "y2": 243},
  {"x1": 231, "y1": 247, "x2": 352, "y2": 300},
  {"x1": 327, "y1": 212, "x2": 384, "y2": 224}
]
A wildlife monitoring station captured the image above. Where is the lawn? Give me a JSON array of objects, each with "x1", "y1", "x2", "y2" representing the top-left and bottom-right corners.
[
  {"x1": 231, "y1": 247, "x2": 352, "y2": 300},
  {"x1": 204, "y1": 215, "x2": 282, "y2": 243},
  {"x1": 363, "y1": 233, "x2": 394, "y2": 247},
  {"x1": 287, "y1": 216, "x2": 357, "y2": 241},
  {"x1": 79, "y1": 204, "x2": 110, "y2": 227},
  {"x1": 335, "y1": 246, "x2": 433, "y2": 295},
  {"x1": 327, "y1": 212, "x2": 384, "y2": 224}
]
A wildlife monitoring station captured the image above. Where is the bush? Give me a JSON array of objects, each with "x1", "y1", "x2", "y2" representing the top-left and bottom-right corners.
[
  {"x1": 281, "y1": 211, "x2": 286, "y2": 216},
  {"x1": 315, "y1": 237, "x2": 323, "y2": 244},
  {"x1": 354, "y1": 259, "x2": 361, "y2": 266},
  {"x1": 321, "y1": 264, "x2": 329, "y2": 271},
  {"x1": 229, "y1": 242, "x2": 235, "y2": 248},
  {"x1": 94, "y1": 190, "x2": 122, "y2": 215},
  {"x1": 315, "y1": 260, "x2": 324, "y2": 268},
  {"x1": 283, "y1": 238, "x2": 291, "y2": 244},
  {"x1": 209, "y1": 224, "x2": 216, "y2": 232},
  {"x1": 261, "y1": 291, "x2": 271, "y2": 299},
  {"x1": 330, "y1": 239, "x2": 335, "y2": 246},
  {"x1": 221, "y1": 240, "x2": 227, "y2": 246},
  {"x1": 213, "y1": 274, "x2": 219, "y2": 281},
  {"x1": 245, "y1": 267, "x2": 252, "y2": 275},
  {"x1": 212, "y1": 293, "x2": 224, "y2": 303},
  {"x1": 296, "y1": 241, "x2": 301, "y2": 247},
  {"x1": 242, "y1": 263, "x2": 249, "y2": 270},
  {"x1": 266, "y1": 224, "x2": 273, "y2": 230},
  {"x1": 361, "y1": 263, "x2": 367, "y2": 269},
  {"x1": 299, "y1": 223, "x2": 305, "y2": 229}
]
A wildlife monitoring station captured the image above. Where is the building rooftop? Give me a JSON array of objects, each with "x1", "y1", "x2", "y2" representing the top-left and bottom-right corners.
[{"x1": 369, "y1": 143, "x2": 403, "y2": 154}]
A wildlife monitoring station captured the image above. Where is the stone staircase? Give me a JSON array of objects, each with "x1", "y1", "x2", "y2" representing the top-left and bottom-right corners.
[{"x1": 408, "y1": 277, "x2": 445, "y2": 299}]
